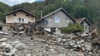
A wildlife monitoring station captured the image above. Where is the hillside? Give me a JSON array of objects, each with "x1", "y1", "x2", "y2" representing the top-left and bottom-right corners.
[{"x1": 0, "y1": 0, "x2": 100, "y2": 27}]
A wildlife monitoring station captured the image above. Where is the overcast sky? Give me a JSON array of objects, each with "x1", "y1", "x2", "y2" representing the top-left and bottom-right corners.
[{"x1": 0, "y1": 0, "x2": 43, "y2": 6}]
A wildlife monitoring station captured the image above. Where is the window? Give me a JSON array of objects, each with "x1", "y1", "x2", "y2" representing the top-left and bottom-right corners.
[
  {"x1": 54, "y1": 16, "x2": 60, "y2": 23},
  {"x1": 51, "y1": 28, "x2": 56, "y2": 32},
  {"x1": 13, "y1": 14, "x2": 16, "y2": 16},
  {"x1": 43, "y1": 19, "x2": 48, "y2": 25},
  {"x1": 67, "y1": 19, "x2": 69, "y2": 26},
  {"x1": 22, "y1": 18, "x2": 24, "y2": 23},
  {"x1": 26, "y1": 14, "x2": 29, "y2": 16},
  {"x1": 85, "y1": 25, "x2": 89, "y2": 30},
  {"x1": 18, "y1": 18, "x2": 21, "y2": 23}
]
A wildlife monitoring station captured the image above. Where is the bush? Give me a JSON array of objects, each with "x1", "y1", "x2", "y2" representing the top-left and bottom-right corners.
[{"x1": 61, "y1": 23, "x2": 84, "y2": 33}]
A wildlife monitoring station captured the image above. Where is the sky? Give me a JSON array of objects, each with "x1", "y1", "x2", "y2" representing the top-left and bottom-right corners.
[{"x1": 0, "y1": 0, "x2": 44, "y2": 6}]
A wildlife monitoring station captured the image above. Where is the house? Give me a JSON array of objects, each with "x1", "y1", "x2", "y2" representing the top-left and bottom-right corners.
[
  {"x1": 5, "y1": 9, "x2": 35, "y2": 24},
  {"x1": 36, "y1": 8, "x2": 76, "y2": 34},
  {"x1": 75, "y1": 17, "x2": 91, "y2": 33}
]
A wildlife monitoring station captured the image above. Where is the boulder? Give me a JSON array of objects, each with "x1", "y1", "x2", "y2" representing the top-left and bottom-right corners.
[
  {"x1": 5, "y1": 44, "x2": 13, "y2": 50},
  {"x1": 62, "y1": 39, "x2": 67, "y2": 42},
  {"x1": 26, "y1": 54, "x2": 31, "y2": 56},
  {"x1": 15, "y1": 43, "x2": 26, "y2": 50},
  {"x1": 0, "y1": 42, "x2": 7, "y2": 48},
  {"x1": 84, "y1": 42, "x2": 92, "y2": 51},
  {"x1": 59, "y1": 54, "x2": 66, "y2": 56},
  {"x1": 56, "y1": 38, "x2": 62, "y2": 42},
  {"x1": 11, "y1": 41, "x2": 20, "y2": 46},
  {"x1": 69, "y1": 40, "x2": 75, "y2": 46},
  {"x1": 3, "y1": 48, "x2": 17, "y2": 56},
  {"x1": 0, "y1": 38, "x2": 7, "y2": 42}
]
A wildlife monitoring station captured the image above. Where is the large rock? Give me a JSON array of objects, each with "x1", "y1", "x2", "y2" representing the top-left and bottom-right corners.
[
  {"x1": 3, "y1": 48, "x2": 17, "y2": 56},
  {"x1": 15, "y1": 43, "x2": 26, "y2": 50},
  {"x1": 5, "y1": 44, "x2": 13, "y2": 50},
  {"x1": 56, "y1": 38, "x2": 62, "y2": 42},
  {"x1": 0, "y1": 42, "x2": 13, "y2": 50},
  {"x1": 59, "y1": 54, "x2": 66, "y2": 56},
  {"x1": 62, "y1": 39, "x2": 67, "y2": 42},
  {"x1": 11, "y1": 41, "x2": 20, "y2": 46},
  {"x1": 69, "y1": 40, "x2": 75, "y2": 46},
  {"x1": 0, "y1": 38, "x2": 7, "y2": 42},
  {"x1": 84, "y1": 42, "x2": 92, "y2": 51},
  {"x1": 26, "y1": 54, "x2": 31, "y2": 56}
]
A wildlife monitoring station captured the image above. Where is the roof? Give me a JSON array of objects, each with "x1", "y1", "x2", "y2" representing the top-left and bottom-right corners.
[
  {"x1": 36, "y1": 7, "x2": 76, "y2": 23},
  {"x1": 75, "y1": 17, "x2": 91, "y2": 26},
  {"x1": 5, "y1": 8, "x2": 35, "y2": 17}
]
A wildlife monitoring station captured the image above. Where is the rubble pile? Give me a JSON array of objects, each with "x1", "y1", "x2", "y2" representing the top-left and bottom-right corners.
[{"x1": 0, "y1": 33, "x2": 100, "y2": 56}]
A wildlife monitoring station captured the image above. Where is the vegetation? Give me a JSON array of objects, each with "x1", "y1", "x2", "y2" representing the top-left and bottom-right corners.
[
  {"x1": 0, "y1": 0, "x2": 100, "y2": 28},
  {"x1": 61, "y1": 23, "x2": 84, "y2": 33}
]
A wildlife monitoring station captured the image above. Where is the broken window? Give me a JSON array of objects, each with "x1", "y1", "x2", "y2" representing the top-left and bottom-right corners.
[{"x1": 51, "y1": 28, "x2": 56, "y2": 32}]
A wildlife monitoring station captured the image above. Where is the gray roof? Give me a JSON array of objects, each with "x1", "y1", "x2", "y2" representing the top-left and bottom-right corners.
[
  {"x1": 36, "y1": 7, "x2": 76, "y2": 23},
  {"x1": 5, "y1": 8, "x2": 35, "y2": 17},
  {"x1": 76, "y1": 17, "x2": 91, "y2": 26}
]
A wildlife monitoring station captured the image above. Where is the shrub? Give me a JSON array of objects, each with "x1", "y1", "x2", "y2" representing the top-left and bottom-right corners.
[{"x1": 61, "y1": 23, "x2": 84, "y2": 33}]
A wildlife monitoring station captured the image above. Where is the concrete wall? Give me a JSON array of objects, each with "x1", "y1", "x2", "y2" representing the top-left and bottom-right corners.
[
  {"x1": 6, "y1": 11, "x2": 35, "y2": 23},
  {"x1": 83, "y1": 21, "x2": 90, "y2": 33}
]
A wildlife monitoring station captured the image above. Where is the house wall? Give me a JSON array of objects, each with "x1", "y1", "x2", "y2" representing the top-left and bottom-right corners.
[
  {"x1": 83, "y1": 21, "x2": 90, "y2": 33},
  {"x1": 6, "y1": 11, "x2": 35, "y2": 23},
  {"x1": 38, "y1": 10, "x2": 74, "y2": 34},
  {"x1": 44, "y1": 27, "x2": 61, "y2": 34},
  {"x1": 42, "y1": 11, "x2": 74, "y2": 28}
]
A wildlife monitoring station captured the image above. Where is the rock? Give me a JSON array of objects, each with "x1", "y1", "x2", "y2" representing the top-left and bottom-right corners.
[
  {"x1": 64, "y1": 42, "x2": 69, "y2": 46},
  {"x1": 0, "y1": 31, "x2": 4, "y2": 34},
  {"x1": 3, "y1": 48, "x2": 17, "y2": 56},
  {"x1": 77, "y1": 44, "x2": 81, "y2": 47},
  {"x1": 0, "y1": 42, "x2": 7, "y2": 48},
  {"x1": 73, "y1": 44, "x2": 78, "y2": 48},
  {"x1": 0, "y1": 38, "x2": 7, "y2": 42},
  {"x1": 75, "y1": 52, "x2": 84, "y2": 56},
  {"x1": 62, "y1": 39, "x2": 67, "y2": 42},
  {"x1": 11, "y1": 41, "x2": 20, "y2": 46},
  {"x1": 15, "y1": 43, "x2": 25, "y2": 50},
  {"x1": 3, "y1": 33, "x2": 9, "y2": 35},
  {"x1": 84, "y1": 42, "x2": 92, "y2": 51},
  {"x1": 59, "y1": 54, "x2": 66, "y2": 56},
  {"x1": 56, "y1": 38, "x2": 62, "y2": 42},
  {"x1": 26, "y1": 54, "x2": 31, "y2": 56},
  {"x1": 5, "y1": 44, "x2": 13, "y2": 50},
  {"x1": 50, "y1": 48, "x2": 55, "y2": 53},
  {"x1": 0, "y1": 52, "x2": 3, "y2": 56},
  {"x1": 80, "y1": 40, "x2": 84, "y2": 43},
  {"x1": 88, "y1": 52, "x2": 92, "y2": 55},
  {"x1": 69, "y1": 40, "x2": 75, "y2": 46}
]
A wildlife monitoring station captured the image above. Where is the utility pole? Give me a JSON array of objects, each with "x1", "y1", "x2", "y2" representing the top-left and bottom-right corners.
[{"x1": 40, "y1": 10, "x2": 43, "y2": 19}]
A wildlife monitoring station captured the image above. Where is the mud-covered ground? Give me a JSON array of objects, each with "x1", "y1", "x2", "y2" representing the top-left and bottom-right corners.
[{"x1": 0, "y1": 33, "x2": 100, "y2": 56}]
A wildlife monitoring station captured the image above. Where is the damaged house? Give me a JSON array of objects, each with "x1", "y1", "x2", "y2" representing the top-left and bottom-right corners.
[
  {"x1": 36, "y1": 8, "x2": 91, "y2": 34},
  {"x1": 75, "y1": 17, "x2": 91, "y2": 33},
  {"x1": 36, "y1": 8, "x2": 76, "y2": 34},
  {"x1": 5, "y1": 9, "x2": 35, "y2": 24},
  {"x1": 3, "y1": 8, "x2": 91, "y2": 34}
]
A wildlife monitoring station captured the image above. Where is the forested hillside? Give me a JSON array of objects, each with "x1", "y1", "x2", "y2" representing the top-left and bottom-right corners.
[{"x1": 0, "y1": 0, "x2": 100, "y2": 27}]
